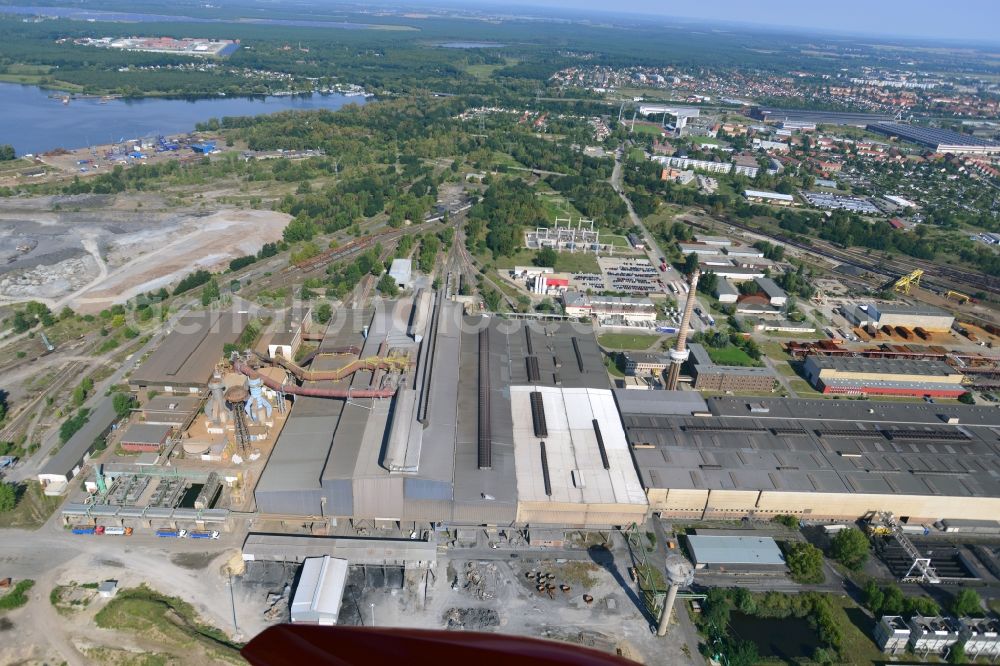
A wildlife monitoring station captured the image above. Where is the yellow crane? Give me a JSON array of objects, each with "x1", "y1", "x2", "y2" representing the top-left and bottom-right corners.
[
  {"x1": 892, "y1": 269, "x2": 923, "y2": 295},
  {"x1": 945, "y1": 290, "x2": 971, "y2": 304}
]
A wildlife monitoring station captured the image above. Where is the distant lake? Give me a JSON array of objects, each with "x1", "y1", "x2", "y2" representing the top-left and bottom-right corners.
[
  {"x1": 0, "y1": 83, "x2": 367, "y2": 155},
  {"x1": 438, "y1": 42, "x2": 506, "y2": 49}
]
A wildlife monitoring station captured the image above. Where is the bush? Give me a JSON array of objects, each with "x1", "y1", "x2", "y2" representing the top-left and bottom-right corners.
[
  {"x1": 830, "y1": 528, "x2": 870, "y2": 571},
  {"x1": 59, "y1": 409, "x2": 91, "y2": 444},
  {"x1": 0, "y1": 482, "x2": 16, "y2": 512},
  {"x1": 951, "y1": 589, "x2": 983, "y2": 617},
  {"x1": 0, "y1": 579, "x2": 35, "y2": 610},
  {"x1": 774, "y1": 514, "x2": 799, "y2": 530}
]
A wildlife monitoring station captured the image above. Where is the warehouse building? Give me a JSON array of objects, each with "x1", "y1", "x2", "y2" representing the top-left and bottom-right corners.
[
  {"x1": 754, "y1": 277, "x2": 788, "y2": 307},
  {"x1": 744, "y1": 189, "x2": 794, "y2": 205},
  {"x1": 688, "y1": 343, "x2": 777, "y2": 393},
  {"x1": 715, "y1": 279, "x2": 739, "y2": 304},
  {"x1": 621, "y1": 396, "x2": 1000, "y2": 522},
  {"x1": 802, "y1": 355, "x2": 965, "y2": 398},
  {"x1": 388, "y1": 258, "x2": 412, "y2": 290},
  {"x1": 118, "y1": 423, "x2": 172, "y2": 453},
  {"x1": 845, "y1": 302, "x2": 955, "y2": 333},
  {"x1": 510, "y1": 385, "x2": 647, "y2": 527},
  {"x1": 685, "y1": 534, "x2": 786, "y2": 571},
  {"x1": 130, "y1": 311, "x2": 249, "y2": 392},
  {"x1": 868, "y1": 122, "x2": 1000, "y2": 155},
  {"x1": 290, "y1": 556, "x2": 348, "y2": 625}
]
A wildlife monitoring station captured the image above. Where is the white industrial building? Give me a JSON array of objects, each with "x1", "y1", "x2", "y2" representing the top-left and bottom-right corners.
[
  {"x1": 510, "y1": 386, "x2": 647, "y2": 527},
  {"x1": 388, "y1": 258, "x2": 412, "y2": 290},
  {"x1": 744, "y1": 189, "x2": 794, "y2": 205},
  {"x1": 908, "y1": 616, "x2": 961, "y2": 657},
  {"x1": 685, "y1": 534, "x2": 786, "y2": 571},
  {"x1": 844, "y1": 302, "x2": 955, "y2": 332},
  {"x1": 290, "y1": 556, "x2": 349, "y2": 625}
]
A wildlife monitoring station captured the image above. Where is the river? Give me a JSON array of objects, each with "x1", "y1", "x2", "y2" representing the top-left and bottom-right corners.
[{"x1": 0, "y1": 83, "x2": 368, "y2": 155}]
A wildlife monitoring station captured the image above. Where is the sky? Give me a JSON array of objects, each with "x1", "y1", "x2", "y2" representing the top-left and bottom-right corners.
[{"x1": 479, "y1": 0, "x2": 1000, "y2": 43}]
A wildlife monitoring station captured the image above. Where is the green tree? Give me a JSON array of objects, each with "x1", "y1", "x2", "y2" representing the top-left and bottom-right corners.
[
  {"x1": 0, "y1": 481, "x2": 15, "y2": 512},
  {"x1": 314, "y1": 303, "x2": 333, "y2": 324},
  {"x1": 951, "y1": 589, "x2": 983, "y2": 617},
  {"x1": 830, "y1": 527, "x2": 870, "y2": 571},
  {"x1": 0, "y1": 144, "x2": 15, "y2": 161},
  {"x1": 948, "y1": 641, "x2": 966, "y2": 664},
  {"x1": 112, "y1": 392, "x2": 134, "y2": 418},
  {"x1": 535, "y1": 247, "x2": 557, "y2": 268},
  {"x1": 683, "y1": 252, "x2": 699, "y2": 275},
  {"x1": 786, "y1": 542, "x2": 825, "y2": 583},
  {"x1": 377, "y1": 274, "x2": 399, "y2": 297}
]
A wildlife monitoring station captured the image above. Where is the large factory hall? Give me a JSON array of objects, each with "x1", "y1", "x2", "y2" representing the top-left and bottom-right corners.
[{"x1": 49, "y1": 287, "x2": 1000, "y2": 542}]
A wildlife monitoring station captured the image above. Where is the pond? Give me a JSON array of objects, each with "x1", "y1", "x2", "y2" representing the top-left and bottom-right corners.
[{"x1": 729, "y1": 613, "x2": 821, "y2": 662}]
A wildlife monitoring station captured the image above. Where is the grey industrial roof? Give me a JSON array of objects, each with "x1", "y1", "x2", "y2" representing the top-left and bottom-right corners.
[
  {"x1": 613, "y1": 390, "x2": 708, "y2": 416},
  {"x1": 141, "y1": 394, "x2": 202, "y2": 416},
  {"x1": 689, "y1": 343, "x2": 776, "y2": 377},
  {"x1": 869, "y1": 122, "x2": 1000, "y2": 150},
  {"x1": 119, "y1": 422, "x2": 172, "y2": 445},
  {"x1": 505, "y1": 321, "x2": 610, "y2": 390},
  {"x1": 453, "y1": 316, "x2": 517, "y2": 523},
  {"x1": 624, "y1": 352, "x2": 668, "y2": 365},
  {"x1": 131, "y1": 311, "x2": 248, "y2": 388},
  {"x1": 871, "y1": 302, "x2": 953, "y2": 318},
  {"x1": 715, "y1": 280, "x2": 739, "y2": 297},
  {"x1": 686, "y1": 535, "x2": 785, "y2": 566},
  {"x1": 754, "y1": 277, "x2": 787, "y2": 299},
  {"x1": 623, "y1": 396, "x2": 1000, "y2": 498},
  {"x1": 243, "y1": 533, "x2": 437, "y2": 565},
  {"x1": 805, "y1": 355, "x2": 959, "y2": 377},
  {"x1": 40, "y1": 399, "x2": 117, "y2": 478}
]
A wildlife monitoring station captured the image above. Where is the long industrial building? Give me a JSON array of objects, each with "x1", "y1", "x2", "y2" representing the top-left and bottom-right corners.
[
  {"x1": 619, "y1": 394, "x2": 1000, "y2": 522},
  {"x1": 868, "y1": 122, "x2": 1000, "y2": 155},
  {"x1": 130, "y1": 310, "x2": 249, "y2": 392},
  {"x1": 844, "y1": 302, "x2": 955, "y2": 333},
  {"x1": 802, "y1": 356, "x2": 966, "y2": 398},
  {"x1": 253, "y1": 294, "x2": 648, "y2": 528}
]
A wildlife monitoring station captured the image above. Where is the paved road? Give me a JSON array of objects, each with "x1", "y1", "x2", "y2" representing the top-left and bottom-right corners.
[{"x1": 610, "y1": 145, "x2": 708, "y2": 332}]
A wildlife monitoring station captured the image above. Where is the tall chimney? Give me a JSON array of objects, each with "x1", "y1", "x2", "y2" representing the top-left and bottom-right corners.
[{"x1": 665, "y1": 269, "x2": 699, "y2": 390}]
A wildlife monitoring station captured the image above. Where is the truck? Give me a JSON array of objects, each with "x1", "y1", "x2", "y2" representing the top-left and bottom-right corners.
[
  {"x1": 189, "y1": 530, "x2": 220, "y2": 540},
  {"x1": 71, "y1": 526, "x2": 96, "y2": 535},
  {"x1": 155, "y1": 528, "x2": 188, "y2": 538},
  {"x1": 104, "y1": 526, "x2": 133, "y2": 536}
]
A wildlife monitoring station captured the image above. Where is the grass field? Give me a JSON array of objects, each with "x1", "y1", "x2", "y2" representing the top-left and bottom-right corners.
[
  {"x1": 631, "y1": 123, "x2": 667, "y2": 137},
  {"x1": 758, "y1": 340, "x2": 792, "y2": 361},
  {"x1": 0, "y1": 481, "x2": 64, "y2": 529},
  {"x1": 95, "y1": 585, "x2": 243, "y2": 664},
  {"x1": 464, "y1": 58, "x2": 518, "y2": 80},
  {"x1": 493, "y1": 248, "x2": 601, "y2": 274},
  {"x1": 705, "y1": 344, "x2": 759, "y2": 366},
  {"x1": 689, "y1": 136, "x2": 724, "y2": 146},
  {"x1": 774, "y1": 361, "x2": 798, "y2": 377},
  {"x1": 597, "y1": 332, "x2": 659, "y2": 350}
]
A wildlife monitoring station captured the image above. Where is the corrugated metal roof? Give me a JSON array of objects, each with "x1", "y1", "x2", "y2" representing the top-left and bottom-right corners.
[{"x1": 687, "y1": 535, "x2": 785, "y2": 566}]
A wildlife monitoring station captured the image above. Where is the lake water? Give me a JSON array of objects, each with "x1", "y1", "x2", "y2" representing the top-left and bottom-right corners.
[
  {"x1": 0, "y1": 83, "x2": 367, "y2": 154},
  {"x1": 728, "y1": 613, "x2": 821, "y2": 662},
  {"x1": 438, "y1": 42, "x2": 507, "y2": 49}
]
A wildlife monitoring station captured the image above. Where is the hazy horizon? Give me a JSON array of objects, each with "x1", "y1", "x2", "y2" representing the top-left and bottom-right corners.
[{"x1": 446, "y1": 0, "x2": 1000, "y2": 44}]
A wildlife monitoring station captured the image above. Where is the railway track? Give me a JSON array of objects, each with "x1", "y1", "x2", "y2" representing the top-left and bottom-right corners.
[{"x1": 705, "y1": 216, "x2": 1000, "y2": 297}]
